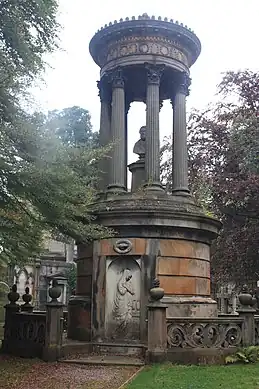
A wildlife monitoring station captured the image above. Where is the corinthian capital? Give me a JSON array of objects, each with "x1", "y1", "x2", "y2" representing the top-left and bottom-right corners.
[
  {"x1": 145, "y1": 64, "x2": 165, "y2": 85},
  {"x1": 109, "y1": 67, "x2": 125, "y2": 88},
  {"x1": 177, "y1": 72, "x2": 191, "y2": 96},
  {"x1": 97, "y1": 76, "x2": 110, "y2": 103}
]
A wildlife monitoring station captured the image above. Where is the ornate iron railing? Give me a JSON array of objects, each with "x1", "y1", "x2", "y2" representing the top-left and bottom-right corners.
[
  {"x1": 167, "y1": 317, "x2": 244, "y2": 349},
  {"x1": 4, "y1": 312, "x2": 46, "y2": 357}
]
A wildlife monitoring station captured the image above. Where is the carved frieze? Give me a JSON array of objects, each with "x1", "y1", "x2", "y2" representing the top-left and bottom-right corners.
[{"x1": 97, "y1": 36, "x2": 189, "y2": 68}]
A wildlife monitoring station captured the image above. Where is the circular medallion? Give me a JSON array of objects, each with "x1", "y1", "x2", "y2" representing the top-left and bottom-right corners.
[
  {"x1": 160, "y1": 46, "x2": 169, "y2": 55},
  {"x1": 120, "y1": 46, "x2": 128, "y2": 56},
  {"x1": 128, "y1": 44, "x2": 137, "y2": 54},
  {"x1": 113, "y1": 239, "x2": 133, "y2": 254},
  {"x1": 139, "y1": 44, "x2": 149, "y2": 53}
]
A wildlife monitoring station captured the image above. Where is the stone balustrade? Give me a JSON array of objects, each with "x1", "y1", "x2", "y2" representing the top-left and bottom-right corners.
[
  {"x1": 2, "y1": 282, "x2": 64, "y2": 361},
  {"x1": 147, "y1": 283, "x2": 259, "y2": 364},
  {"x1": 167, "y1": 317, "x2": 244, "y2": 349}
]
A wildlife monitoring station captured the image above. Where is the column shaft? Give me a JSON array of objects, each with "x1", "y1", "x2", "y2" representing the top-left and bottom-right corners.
[
  {"x1": 107, "y1": 69, "x2": 126, "y2": 192},
  {"x1": 99, "y1": 99, "x2": 111, "y2": 190},
  {"x1": 172, "y1": 72, "x2": 190, "y2": 194},
  {"x1": 145, "y1": 65, "x2": 164, "y2": 191}
]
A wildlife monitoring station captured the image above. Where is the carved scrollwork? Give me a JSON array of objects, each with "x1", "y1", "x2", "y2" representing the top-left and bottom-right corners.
[
  {"x1": 254, "y1": 318, "x2": 259, "y2": 345},
  {"x1": 167, "y1": 321, "x2": 243, "y2": 348}
]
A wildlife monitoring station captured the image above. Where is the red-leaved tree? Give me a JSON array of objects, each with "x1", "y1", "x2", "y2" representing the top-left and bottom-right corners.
[{"x1": 161, "y1": 70, "x2": 259, "y2": 286}]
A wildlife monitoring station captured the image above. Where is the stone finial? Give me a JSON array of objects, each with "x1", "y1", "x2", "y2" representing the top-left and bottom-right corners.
[
  {"x1": 119, "y1": 18, "x2": 123, "y2": 22},
  {"x1": 22, "y1": 287, "x2": 32, "y2": 305},
  {"x1": 238, "y1": 284, "x2": 253, "y2": 307},
  {"x1": 49, "y1": 279, "x2": 62, "y2": 303},
  {"x1": 125, "y1": 17, "x2": 129, "y2": 21},
  {"x1": 8, "y1": 284, "x2": 19, "y2": 305},
  {"x1": 150, "y1": 278, "x2": 164, "y2": 301},
  {"x1": 151, "y1": 15, "x2": 155, "y2": 20},
  {"x1": 21, "y1": 287, "x2": 33, "y2": 312},
  {"x1": 164, "y1": 17, "x2": 168, "y2": 22},
  {"x1": 158, "y1": 16, "x2": 162, "y2": 20}
]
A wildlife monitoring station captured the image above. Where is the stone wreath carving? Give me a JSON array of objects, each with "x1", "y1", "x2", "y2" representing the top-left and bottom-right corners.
[{"x1": 113, "y1": 239, "x2": 133, "y2": 254}]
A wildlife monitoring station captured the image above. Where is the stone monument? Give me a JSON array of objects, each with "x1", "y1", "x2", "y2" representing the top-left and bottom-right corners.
[{"x1": 67, "y1": 13, "x2": 221, "y2": 343}]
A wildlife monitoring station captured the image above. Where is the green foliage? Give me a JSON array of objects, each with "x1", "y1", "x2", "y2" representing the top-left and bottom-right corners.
[
  {"x1": 45, "y1": 106, "x2": 99, "y2": 148},
  {"x1": 0, "y1": 2, "x2": 112, "y2": 265},
  {"x1": 66, "y1": 263, "x2": 77, "y2": 293},
  {"x1": 225, "y1": 346, "x2": 259, "y2": 364}
]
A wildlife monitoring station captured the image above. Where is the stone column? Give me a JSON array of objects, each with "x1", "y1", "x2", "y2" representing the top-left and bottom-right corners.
[
  {"x1": 172, "y1": 72, "x2": 191, "y2": 195},
  {"x1": 124, "y1": 99, "x2": 131, "y2": 191},
  {"x1": 107, "y1": 68, "x2": 126, "y2": 193},
  {"x1": 145, "y1": 64, "x2": 164, "y2": 191},
  {"x1": 97, "y1": 77, "x2": 111, "y2": 191}
]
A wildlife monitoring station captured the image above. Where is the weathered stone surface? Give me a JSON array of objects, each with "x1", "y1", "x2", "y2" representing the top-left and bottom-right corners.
[
  {"x1": 157, "y1": 257, "x2": 210, "y2": 278},
  {"x1": 67, "y1": 296, "x2": 91, "y2": 341},
  {"x1": 159, "y1": 276, "x2": 210, "y2": 296},
  {"x1": 76, "y1": 275, "x2": 92, "y2": 295},
  {"x1": 159, "y1": 240, "x2": 210, "y2": 259}
]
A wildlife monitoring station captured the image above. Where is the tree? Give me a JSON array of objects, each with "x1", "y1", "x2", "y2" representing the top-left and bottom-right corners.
[
  {"x1": 0, "y1": 2, "x2": 110, "y2": 265},
  {"x1": 161, "y1": 70, "x2": 259, "y2": 285},
  {"x1": 45, "y1": 106, "x2": 99, "y2": 148}
]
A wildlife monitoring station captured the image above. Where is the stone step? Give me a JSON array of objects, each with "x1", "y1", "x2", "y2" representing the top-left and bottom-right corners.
[
  {"x1": 60, "y1": 355, "x2": 145, "y2": 367},
  {"x1": 91, "y1": 342, "x2": 147, "y2": 357}
]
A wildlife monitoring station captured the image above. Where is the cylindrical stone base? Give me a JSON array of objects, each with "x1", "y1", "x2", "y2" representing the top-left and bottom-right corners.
[{"x1": 128, "y1": 159, "x2": 145, "y2": 192}]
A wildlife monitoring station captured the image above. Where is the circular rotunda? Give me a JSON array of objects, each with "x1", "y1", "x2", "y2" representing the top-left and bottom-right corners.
[{"x1": 67, "y1": 14, "x2": 221, "y2": 344}]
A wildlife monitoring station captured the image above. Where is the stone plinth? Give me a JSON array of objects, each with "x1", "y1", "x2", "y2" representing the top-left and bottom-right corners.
[
  {"x1": 128, "y1": 159, "x2": 145, "y2": 191},
  {"x1": 67, "y1": 192, "x2": 221, "y2": 342}
]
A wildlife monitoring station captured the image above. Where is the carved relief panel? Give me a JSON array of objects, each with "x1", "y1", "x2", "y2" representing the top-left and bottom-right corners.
[
  {"x1": 105, "y1": 256, "x2": 141, "y2": 341},
  {"x1": 100, "y1": 36, "x2": 189, "y2": 67}
]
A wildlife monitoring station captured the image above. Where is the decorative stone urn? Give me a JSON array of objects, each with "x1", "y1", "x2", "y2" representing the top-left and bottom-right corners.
[{"x1": 49, "y1": 280, "x2": 62, "y2": 303}]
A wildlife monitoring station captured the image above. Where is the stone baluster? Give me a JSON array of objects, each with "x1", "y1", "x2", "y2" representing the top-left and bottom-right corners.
[
  {"x1": 43, "y1": 280, "x2": 64, "y2": 362},
  {"x1": 146, "y1": 279, "x2": 167, "y2": 363},
  {"x1": 145, "y1": 64, "x2": 164, "y2": 191},
  {"x1": 172, "y1": 72, "x2": 191, "y2": 195},
  {"x1": 107, "y1": 68, "x2": 126, "y2": 193},
  {"x1": 97, "y1": 77, "x2": 111, "y2": 191}
]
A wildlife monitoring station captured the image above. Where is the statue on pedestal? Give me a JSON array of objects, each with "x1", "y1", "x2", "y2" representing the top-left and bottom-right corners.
[{"x1": 133, "y1": 126, "x2": 146, "y2": 159}]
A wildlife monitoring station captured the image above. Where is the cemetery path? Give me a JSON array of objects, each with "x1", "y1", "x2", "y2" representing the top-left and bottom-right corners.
[{"x1": 0, "y1": 355, "x2": 138, "y2": 389}]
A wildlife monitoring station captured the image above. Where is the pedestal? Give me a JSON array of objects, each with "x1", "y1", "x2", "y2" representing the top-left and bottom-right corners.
[
  {"x1": 128, "y1": 159, "x2": 145, "y2": 192},
  {"x1": 146, "y1": 301, "x2": 167, "y2": 362},
  {"x1": 43, "y1": 302, "x2": 63, "y2": 362}
]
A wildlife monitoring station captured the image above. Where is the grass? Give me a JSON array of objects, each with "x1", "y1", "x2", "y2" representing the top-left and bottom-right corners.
[{"x1": 126, "y1": 363, "x2": 259, "y2": 389}]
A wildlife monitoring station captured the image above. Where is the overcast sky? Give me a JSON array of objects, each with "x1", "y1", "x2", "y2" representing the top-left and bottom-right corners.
[{"x1": 33, "y1": 0, "x2": 259, "y2": 165}]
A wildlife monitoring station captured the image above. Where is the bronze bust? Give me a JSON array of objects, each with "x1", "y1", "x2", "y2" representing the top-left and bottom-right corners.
[{"x1": 133, "y1": 126, "x2": 146, "y2": 159}]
